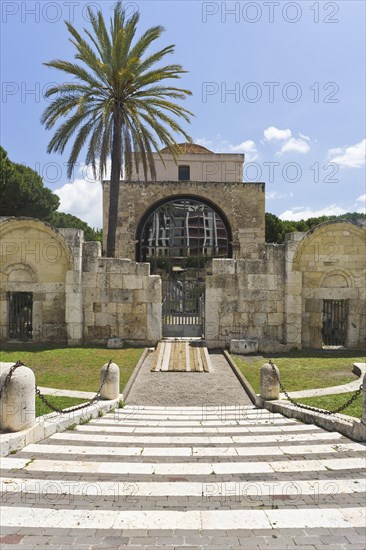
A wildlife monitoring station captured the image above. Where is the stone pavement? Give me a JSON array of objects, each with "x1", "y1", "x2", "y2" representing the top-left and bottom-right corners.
[{"x1": 0, "y1": 351, "x2": 365, "y2": 549}]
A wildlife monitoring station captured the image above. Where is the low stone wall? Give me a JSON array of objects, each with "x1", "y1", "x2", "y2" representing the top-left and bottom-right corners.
[
  {"x1": 205, "y1": 250, "x2": 288, "y2": 350},
  {"x1": 82, "y1": 242, "x2": 162, "y2": 346}
]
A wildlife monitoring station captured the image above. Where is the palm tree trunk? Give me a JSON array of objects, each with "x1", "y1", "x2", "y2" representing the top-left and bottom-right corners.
[{"x1": 106, "y1": 109, "x2": 122, "y2": 257}]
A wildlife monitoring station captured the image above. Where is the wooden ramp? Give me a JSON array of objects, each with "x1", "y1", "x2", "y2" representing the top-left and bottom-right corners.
[{"x1": 151, "y1": 341, "x2": 211, "y2": 373}]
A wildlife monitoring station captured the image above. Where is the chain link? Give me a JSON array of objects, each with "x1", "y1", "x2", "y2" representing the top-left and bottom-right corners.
[
  {"x1": 269, "y1": 360, "x2": 363, "y2": 416},
  {"x1": 34, "y1": 359, "x2": 114, "y2": 414},
  {"x1": 0, "y1": 361, "x2": 25, "y2": 399}
]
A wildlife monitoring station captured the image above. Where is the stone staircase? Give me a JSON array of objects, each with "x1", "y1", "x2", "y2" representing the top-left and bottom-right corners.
[{"x1": 1, "y1": 404, "x2": 365, "y2": 549}]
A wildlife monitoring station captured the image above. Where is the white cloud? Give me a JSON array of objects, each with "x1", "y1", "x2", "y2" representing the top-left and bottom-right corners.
[
  {"x1": 264, "y1": 126, "x2": 292, "y2": 141},
  {"x1": 276, "y1": 137, "x2": 311, "y2": 156},
  {"x1": 279, "y1": 204, "x2": 347, "y2": 221},
  {"x1": 327, "y1": 138, "x2": 366, "y2": 168},
  {"x1": 356, "y1": 193, "x2": 366, "y2": 203},
  {"x1": 299, "y1": 132, "x2": 310, "y2": 141},
  {"x1": 227, "y1": 139, "x2": 259, "y2": 161},
  {"x1": 55, "y1": 177, "x2": 103, "y2": 229}
]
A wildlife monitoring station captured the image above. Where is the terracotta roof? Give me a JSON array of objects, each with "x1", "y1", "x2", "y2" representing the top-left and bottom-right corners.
[{"x1": 159, "y1": 142, "x2": 213, "y2": 154}]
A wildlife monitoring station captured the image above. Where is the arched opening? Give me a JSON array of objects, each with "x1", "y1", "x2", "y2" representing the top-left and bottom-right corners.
[
  {"x1": 136, "y1": 196, "x2": 232, "y2": 271},
  {"x1": 136, "y1": 196, "x2": 232, "y2": 337}
]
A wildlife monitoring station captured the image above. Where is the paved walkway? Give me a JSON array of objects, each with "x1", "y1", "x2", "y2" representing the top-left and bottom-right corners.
[{"x1": 126, "y1": 348, "x2": 252, "y2": 406}]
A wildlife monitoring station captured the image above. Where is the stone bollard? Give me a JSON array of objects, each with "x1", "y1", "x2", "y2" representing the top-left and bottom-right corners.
[
  {"x1": 0, "y1": 364, "x2": 36, "y2": 432},
  {"x1": 362, "y1": 372, "x2": 366, "y2": 426},
  {"x1": 100, "y1": 362, "x2": 120, "y2": 400},
  {"x1": 260, "y1": 362, "x2": 280, "y2": 400}
]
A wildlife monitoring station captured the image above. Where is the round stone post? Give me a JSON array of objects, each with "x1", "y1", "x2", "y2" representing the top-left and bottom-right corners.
[
  {"x1": 100, "y1": 362, "x2": 120, "y2": 400},
  {"x1": 362, "y1": 372, "x2": 366, "y2": 426},
  {"x1": 260, "y1": 362, "x2": 280, "y2": 400},
  {"x1": 0, "y1": 365, "x2": 36, "y2": 432}
]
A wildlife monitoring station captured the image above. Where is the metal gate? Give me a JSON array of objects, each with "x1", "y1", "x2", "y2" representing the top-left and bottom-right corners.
[
  {"x1": 322, "y1": 300, "x2": 348, "y2": 346},
  {"x1": 8, "y1": 292, "x2": 33, "y2": 341},
  {"x1": 163, "y1": 278, "x2": 205, "y2": 337}
]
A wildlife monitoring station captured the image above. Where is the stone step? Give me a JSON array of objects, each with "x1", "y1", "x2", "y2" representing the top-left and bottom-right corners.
[
  {"x1": 47, "y1": 430, "x2": 345, "y2": 445},
  {"x1": 2, "y1": 477, "x2": 365, "y2": 498},
  {"x1": 1, "y1": 505, "x2": 365, "y2": 531},
  {"x1": 16, "y1": 441, "x2": 363, "y2": 459},
  {"x1": 1, "y1": 404, "x2": 365, "y2": 549},
  {"x1": 3, "y1": 456, "x2": 364, "y2": 475}
]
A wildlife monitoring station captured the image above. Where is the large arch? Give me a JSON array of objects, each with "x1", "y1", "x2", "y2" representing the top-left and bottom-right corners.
[{"x1": 135, "y1": 194, "x2": 233, "y2": 266}]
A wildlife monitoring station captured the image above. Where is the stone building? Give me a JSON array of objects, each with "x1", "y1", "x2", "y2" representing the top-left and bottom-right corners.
[{"x1": 0, "y1": 144, "x2": 365, "y2": 350}]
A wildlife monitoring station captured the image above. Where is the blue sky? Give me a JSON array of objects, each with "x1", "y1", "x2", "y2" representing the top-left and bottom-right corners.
[{"x1": 1, "y1": 0, "x2": 365, "y2": 228}]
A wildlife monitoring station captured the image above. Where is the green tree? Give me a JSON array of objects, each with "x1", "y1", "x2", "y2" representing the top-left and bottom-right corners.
[
  {"x1": 0, "y1": 146, "x2": 60, "y2": 219},
  {"x1": 41, "y1": 1, "x2": 192, "y2": 257},
  {"x1": 48, "y1": 211, "x2": 102, "y2": 242},
  {"x1": 265, "y1": 211, "x2": 366, "y2": 243},
  {"x1": 0, "y1": 146, "x2": 101, "y2": 241}
]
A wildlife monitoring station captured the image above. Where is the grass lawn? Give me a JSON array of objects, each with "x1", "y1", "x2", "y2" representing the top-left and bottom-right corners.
[
  {"x1": 0, "y1": 346, "x2": 144, "y2": 393},
  {"x1": 232, "y1": 349, "x2": 365, "y2": 393},
  {"x1": 294, "y1": 392, "x2": 362, "y2": 419},
  {"x1": 35, "y1": 395, "x2": 88, "y2": 417}
]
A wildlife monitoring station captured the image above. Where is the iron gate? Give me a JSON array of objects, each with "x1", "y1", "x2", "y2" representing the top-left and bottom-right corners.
[
  {"x1": 163, "y1": 278, "x2": 205, "y2": 337},
  {"x1": 8, "y1": 292, "x2": 33, "y2": 341},
  {"x1": 322, "y1": 299, "x2": 348, "y2": 346}
]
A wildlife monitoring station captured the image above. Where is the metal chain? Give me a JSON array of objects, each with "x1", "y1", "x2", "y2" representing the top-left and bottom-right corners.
[
  {"x1": 35, "y1": 359, "x2": 114, "y2": 414},
  {"x1": 269, "y1": 360, "x2": 363, "y2": 416},
  {"x1": 0, "y1": 361, "x2": 25, "y2": 399}
]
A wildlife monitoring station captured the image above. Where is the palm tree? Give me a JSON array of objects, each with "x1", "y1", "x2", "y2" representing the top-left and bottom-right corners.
[{"x1": 41, "y1": 1, "x2": 192, "y2": 257}]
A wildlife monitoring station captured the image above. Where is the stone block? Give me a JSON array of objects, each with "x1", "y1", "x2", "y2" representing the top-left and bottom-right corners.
[
  {"x1": 212, "y1": 258, "x2": 235, "y2": 275},
  {"x1": 123, "y1": 275, "x2": 143, "y2": 289},
  {"x1": 230, "y1": 339, "x2": 258, "y2": 354},
  {"x1": 143, "y1": 275, "x2": 162, "y2": 292},
  {"x1": 136, "y1": 262, "x2": 150, "y2": 276},
  {"x1": 109, "y1": 274, "x2": 123, "y2": 288},
  {"x1": 110, "y1": 289, "x2": 133, "y2": 303},
  {"x1": 253, "y1": 313, "x2": 267, "y2": 325}
]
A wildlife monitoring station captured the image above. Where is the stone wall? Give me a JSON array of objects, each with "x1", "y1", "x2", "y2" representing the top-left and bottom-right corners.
[
  {"x1": 82, "y1": 242, "x2": 161, "y2": 345},
  {"x1": 103, "y1": 180, "x2": 265, "y2": 260},
  {"x1": 0, "y1": 218, "x2": 162, "y2": 347},
  {"x1": 0, "y1": 218, "x2": 74, "y2": 344},
  {"x1": 206, "y1": 220, "x2": 366, "y2": 351},
  {"x1": 291, "y1": 221, "x2": 366, "y2": 349},
  {"x1": 205, "y1": 246, "x2": 287, "y2": 351}
]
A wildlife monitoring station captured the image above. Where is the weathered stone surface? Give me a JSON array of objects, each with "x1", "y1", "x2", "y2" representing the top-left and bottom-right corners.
[
  {"x1": 0, "y1": 364, "x2": 35, "y2": 432},
  {"x1": 260, "y1": 363, "x2": 280, "y2": 400},
  {"x1": 230, "y1": 339, "x2": 258, "y2": 354}
]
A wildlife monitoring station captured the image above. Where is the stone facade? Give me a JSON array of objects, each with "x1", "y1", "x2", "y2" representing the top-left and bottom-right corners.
[
  {"x1": 205, "y1": 220, "x2": 366, "y2": 350},
  {"x1": 102, "y1": 150, "x2": 265, "y2": 260},
  {"x1": 0, "y1": 217, "x2": 161, "y2": 346},
  {"x1": 1, "y1": 146, "x2": 364, "y2": 351}
]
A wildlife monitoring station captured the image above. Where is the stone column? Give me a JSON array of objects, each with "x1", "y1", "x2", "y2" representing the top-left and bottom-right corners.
[
  {"x1": 0, "y1": 364, "x2": 35, "y2": 432},
  {"x1": 260, "y1": 362, "x2": 280, "y2": 400},
  {"x1": 100, "y1": 362, "x2": 120, "y2": 400},
  {"x1": 61, "y1": 229, "x2": 84, "y2": 346},
  {"x1": 362, "y1": 372, "x2": 366, "y2": 426},
  {"x1": 284, "y1": 233, "x2": 304, "y2": 348}
]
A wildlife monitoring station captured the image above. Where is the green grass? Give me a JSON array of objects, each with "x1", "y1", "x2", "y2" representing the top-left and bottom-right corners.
[
  {"x1": 35, "y1": 395, "x2": 88, "y2": 417},
  {"x1": 295, "y1": 392, "x2": 362, "y2": 419},
  {"x1": 232, "y1": 349, "x2": 364, "y2": 394},
  {"x1": 0, "y1": 346, "x2": 144, "y2": 393}
]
